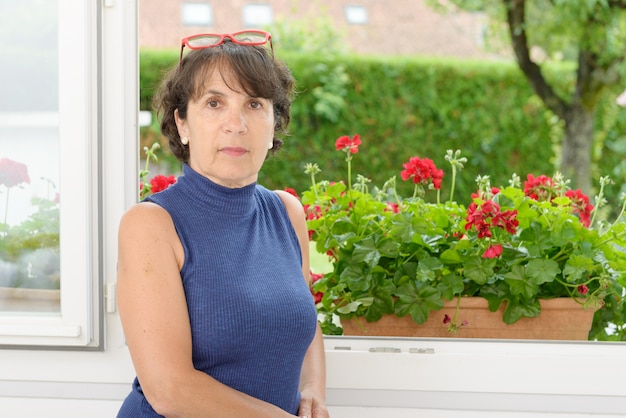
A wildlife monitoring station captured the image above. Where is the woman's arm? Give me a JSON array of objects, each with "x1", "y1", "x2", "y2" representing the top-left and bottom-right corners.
[
  {"x1": 116, "y1": 202, "x2": 295, "y2": 418},
  {"x1": 276, "y1": 191, "x2": 330, "y2": 418}
]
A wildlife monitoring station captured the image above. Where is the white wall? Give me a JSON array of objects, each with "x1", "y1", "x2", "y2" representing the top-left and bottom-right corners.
[{"x1": 0, "y1": 2, "x2": 625, "y2": 417}]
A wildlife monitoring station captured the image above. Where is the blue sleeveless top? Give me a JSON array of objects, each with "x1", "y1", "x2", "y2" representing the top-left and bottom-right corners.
[{"x1": 117, "y1": 164, "x2": 318, "y2": 417}]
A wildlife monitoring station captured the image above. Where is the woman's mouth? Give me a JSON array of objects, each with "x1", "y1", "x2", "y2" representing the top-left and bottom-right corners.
[{"x1": 220, "y1": 146, "x2": 248, "y2": 157}]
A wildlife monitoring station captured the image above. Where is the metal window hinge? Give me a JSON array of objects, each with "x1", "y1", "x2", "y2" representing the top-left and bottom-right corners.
[
  {"x1": 369, "y1": 347, "x2": 401, "y2": 353},
  {"x1": 409, "y1": 347, "x2": 435, "y2": 354},
  {"x1": 105, "y1": 282, "x2": 117, "y2": 313}
]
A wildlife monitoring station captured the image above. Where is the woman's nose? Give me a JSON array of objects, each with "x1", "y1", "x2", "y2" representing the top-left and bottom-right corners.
[{"x1": 222, "y1": 109, "x2": 247, "y2": 134}]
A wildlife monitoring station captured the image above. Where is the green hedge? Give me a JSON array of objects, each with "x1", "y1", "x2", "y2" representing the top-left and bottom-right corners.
[{"x1": 140, "y1": 50, "x2": 626, "y2": 207}]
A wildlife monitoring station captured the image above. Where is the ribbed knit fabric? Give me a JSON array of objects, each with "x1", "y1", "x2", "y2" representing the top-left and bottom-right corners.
[{"x1": 117, "y1": 164, "x2": 318, "y2": 417}]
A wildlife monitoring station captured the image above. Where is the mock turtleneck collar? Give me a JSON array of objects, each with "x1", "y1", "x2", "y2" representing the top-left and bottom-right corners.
[{"x1": 176, "y1": 163, "x2": 257, "y2": 217}]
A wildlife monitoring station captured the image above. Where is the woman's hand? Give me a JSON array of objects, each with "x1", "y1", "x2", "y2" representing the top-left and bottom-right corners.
[{"x1": 298, "y1": 388, "x2": 330, "y2": 418}]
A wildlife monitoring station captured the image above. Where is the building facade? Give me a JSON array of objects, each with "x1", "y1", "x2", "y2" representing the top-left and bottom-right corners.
[{"x1": 139, "y1": 0, "x2": 499, "y2": 59}]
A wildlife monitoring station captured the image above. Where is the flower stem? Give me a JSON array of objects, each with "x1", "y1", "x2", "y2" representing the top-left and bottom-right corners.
[
  {"x1": 449, "y1": 163, "x2": 457, "y2": 204},
  {"x1": 595, "y1": 228, "x2": 626, "y2": 247},
  {"x1": 3, "y1": 187, "x2": 9, "y2": 227},
  {"x1": 589, "y1": 177, "x2": 607, "y2": 228},
  {"x1": 310, "y1": 171, "x2": 318, "y2": 200},
  {"x1": 610, "y1": 196, "x2": 626, "y2": 227},
  {"x1": 347, "y1": 154, "x2": 352, "y2": 192}
]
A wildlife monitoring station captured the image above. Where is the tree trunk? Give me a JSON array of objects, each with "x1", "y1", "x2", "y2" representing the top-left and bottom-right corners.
[{"x1": 561, "y1": 105, "x2": 594, "y2": 194}]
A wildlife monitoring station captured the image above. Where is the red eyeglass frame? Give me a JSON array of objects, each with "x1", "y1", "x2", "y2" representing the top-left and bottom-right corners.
[{"x1": 179, "y1": 30, "x2": 273, "y2": 63}]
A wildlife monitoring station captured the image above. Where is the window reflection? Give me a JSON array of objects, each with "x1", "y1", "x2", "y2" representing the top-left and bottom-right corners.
[{"x1": 0, "y1": 0, "x2": 60, "y2": 313}]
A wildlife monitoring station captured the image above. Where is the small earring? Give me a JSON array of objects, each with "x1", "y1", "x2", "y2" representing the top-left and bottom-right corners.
[
  {"x1": 181, "y1": 136, "x2": 189, "y2": 145},
  {"x1": 268, "y1": 141, "x2": 273, "y2": 149}
]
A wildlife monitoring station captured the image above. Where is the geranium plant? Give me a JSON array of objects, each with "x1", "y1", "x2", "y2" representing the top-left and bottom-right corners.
[
  {"x1": 139, "y1": 142, "x2": 177, "y2": 200},
  {"x1": 300, "y1": 134, "x2": 626, "y2": 340},
  {"x1": 0, "y1": 158, "x2": 60, "y2": 289}
]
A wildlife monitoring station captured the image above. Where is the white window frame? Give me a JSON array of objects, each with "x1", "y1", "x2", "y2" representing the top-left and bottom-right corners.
[{"x1": 0, "y1": 0, "x2": 101, "y2": 348}]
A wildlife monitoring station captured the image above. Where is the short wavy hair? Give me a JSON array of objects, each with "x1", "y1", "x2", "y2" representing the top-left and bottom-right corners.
[{"x1": 153, "y1": 40, "x2": 295, "y2": 163}]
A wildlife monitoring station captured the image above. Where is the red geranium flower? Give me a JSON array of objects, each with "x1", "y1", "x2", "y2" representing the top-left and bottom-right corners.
[
  {"x1": 284, "y1": 187, "x2": 300, "y2": 199},
  {"x1": 310, "y1": 271, "x2": 324, "y2": 303},
  {"x1": 304, "y1": 204, "x2": 324, "y2": 221},
  {"x1": 483, "y1": 244, "x2": 503, "y2": 258},
  {"x1": 577, "y1": 284, "x2": 589, "y2": 295},
  {"x1": 566, "y1": 189, "x2": 594, "y2": 227},
  {"x1": 400, "y1": 156, "x2": 444, "y2": 190},
  {"x1": 149, "y1": 175, "x2": 176, "y2": 194},
  {"x1": 335, "y1": 134, "x2": 361, "y2": 154},
  {"x1": 524, "y1": 174, "x2": 557, "y2": 201},
  {"x1": 0, "y1": 158, "x2": 30, "y2": 188},
  {"x1": 465, "y1": 197, "x2": 518, "y2": 258}
]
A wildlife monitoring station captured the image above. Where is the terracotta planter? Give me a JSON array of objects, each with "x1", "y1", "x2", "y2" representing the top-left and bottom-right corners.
[{"x1": 340, "y1": 297, "x2": 595, "y2": 340}]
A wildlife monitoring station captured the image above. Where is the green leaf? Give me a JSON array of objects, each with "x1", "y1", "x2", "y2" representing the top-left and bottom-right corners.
[
  {"x1": 394, "y1": 282, "x2": 443, "y2": 324},
  {"x1": 563, "y1": 254, "x2": 593, "y2": 282},
  {"x1": 525, "y1": 258, "x2": 560, "y2": 284},
  {"x1": 479, "y1": 284, "x2": 508, "y2": 311},
  {"x1": 341, "y1": 264, "x2": 371, "y2": 291},
  {"x1": 438, "y1": 272, "x2": 464, "y2": 300},
  {"x1": 336, "y1": 299, "x2": 370, "y2": 314},
  {"x1": 363, "y1": 282, "x2": 395, "y2": 321},
  {"x1": 463, "y1": 256, "x2": 495, "y2": 285},
  {"x1": 416, "y1": 255, "x2": 443, "y2": 282},
  {"x1": 550, "y1": 219, "x2": 577, "y2": 247},
  {"x1": 502, "y1": 298, "x2": 540, "y2": 324},
  {"x1": 393, "y1": 262, "x2": 417, "y2": 286},
  {"x1": 504, "y1": 264, "x2": 539, "y2": 299},
  {"x1": 390, "y1": 211, "x2": 416, "y2": 242},
  {"x1": 352, "y1": 237, "x2": 381, "y2": 266},
  {"x1": 352, "y1": 236, "x2": 399, "y2": 267},
  {"x1": 440, "y1": 248, "x2": 462, "y2": 264}
]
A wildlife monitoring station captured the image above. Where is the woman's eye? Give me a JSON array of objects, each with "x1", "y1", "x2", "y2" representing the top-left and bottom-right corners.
[{"x1": 208, "y1": 100, "x2": 219, "y2": 108}]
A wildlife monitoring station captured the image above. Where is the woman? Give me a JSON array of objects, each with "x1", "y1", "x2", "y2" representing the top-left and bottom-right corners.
[{"x1": 117, "y1": 30, "x2": 329, "y2": 418}]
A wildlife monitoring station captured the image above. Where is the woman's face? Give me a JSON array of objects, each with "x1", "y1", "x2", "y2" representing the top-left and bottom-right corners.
[{"x1": 174, "y1": 65, "x2": 275, "y2": 188}]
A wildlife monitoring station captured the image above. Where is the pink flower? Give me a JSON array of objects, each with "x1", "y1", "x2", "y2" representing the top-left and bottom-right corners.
[{"x1": 0, "y1": 158, "x2": 30, "y2": 188}]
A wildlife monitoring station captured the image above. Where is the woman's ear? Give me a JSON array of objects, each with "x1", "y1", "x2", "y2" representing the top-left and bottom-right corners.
[{"x1": 174, "y1": 109, "x2": 188, "y2": 138}]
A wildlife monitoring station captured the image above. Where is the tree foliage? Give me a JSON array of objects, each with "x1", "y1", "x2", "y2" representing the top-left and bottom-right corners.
[{"x1": 429, "y1": 0, "x2": 626, "y2": 194}]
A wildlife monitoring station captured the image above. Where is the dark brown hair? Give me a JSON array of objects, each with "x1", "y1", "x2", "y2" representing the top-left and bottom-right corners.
[{"x1": 153, "y1": 40, "x2": 295, "y2": 163}]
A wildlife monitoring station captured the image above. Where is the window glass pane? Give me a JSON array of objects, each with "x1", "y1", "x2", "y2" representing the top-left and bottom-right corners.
[
  {"x1": 242, "y1": 4, "x2": 272, "y2": 27},
  {"x1": 345, "y1": 5, "x2": 368, "y2": 25},
  {"x1": 182, "y1": 3, "x2": 212, "y2": 26},
  {"x1": 0, "y1": 0, "x2": 60, "y2": 314}
]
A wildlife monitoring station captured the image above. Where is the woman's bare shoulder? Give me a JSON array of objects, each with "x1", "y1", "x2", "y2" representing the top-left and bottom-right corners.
[
  {"x1": 119, "y1": 202, "x2": 172, "y2": 233},
  {"x1": 118, "y1": 202, "x2": 182, "y2": 260}
]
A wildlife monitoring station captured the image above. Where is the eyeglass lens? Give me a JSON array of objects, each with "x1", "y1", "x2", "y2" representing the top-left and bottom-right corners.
[{"x1": 187, "y1": 31, "x2": 268, "y2": 48}]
